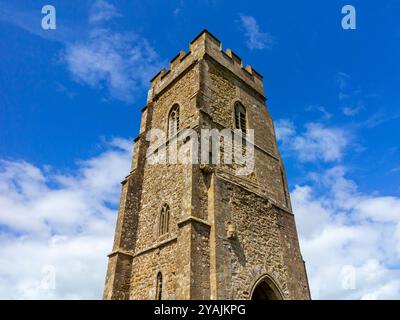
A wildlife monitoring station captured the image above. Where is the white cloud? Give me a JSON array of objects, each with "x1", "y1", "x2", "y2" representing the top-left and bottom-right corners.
[
  {"x1": 0, "y1": 1, "x2": 164, "y2": 104},
  {"x1": 89, "y1": 0, "x2": 121, "y2": 24},
  {"x1": 343, "y1": 105, "x2": 363, "y2": 116},
  {"x1": 63, "y1": 1, "x2": 164, "y2": 103},
  {"x1": 239, "y1": 14, "x2": 273, "y2": 50},
  {"x1": 0, "y1": 138, "x2": 132, "y2": 299},
  {"x1": 63, "y1": 29, "x2": 162, "y2": 103},
  {"x1": 293, "y1": 166, "x2": 400, "y2": 299},
  {"x1": 274, "y1": 119, "x2": 296, "y2": 141},
  {"x1": 275, "y1": 120, "x2": 349, "y2": 162},
  {"x1": 342, "y1": 104, "x2": 365, "y2": 117}
]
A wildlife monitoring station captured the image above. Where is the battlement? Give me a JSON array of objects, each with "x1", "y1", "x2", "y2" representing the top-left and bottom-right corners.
[{"x1": 148, "y1": 29, "x2": 265, "y2": 102}]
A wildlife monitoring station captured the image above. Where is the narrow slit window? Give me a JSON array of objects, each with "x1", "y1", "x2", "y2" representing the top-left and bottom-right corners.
[
  {"x1": 234, "y1": 102, "x2": 246, "y2": 137},
  {"x1": 159, "y1": 204, "x2": 170, "y2": 236},
  {"x1": 168, "y1": 104, "x2": 180, "y2": 138},
  {"x1": 156, "y1": 272, "x2": 162, "y2": 300}
]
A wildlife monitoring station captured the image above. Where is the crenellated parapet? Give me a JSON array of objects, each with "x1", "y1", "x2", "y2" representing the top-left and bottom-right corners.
[{"x1": 147, "y1": 29, "x2": 265, "y2": 103}]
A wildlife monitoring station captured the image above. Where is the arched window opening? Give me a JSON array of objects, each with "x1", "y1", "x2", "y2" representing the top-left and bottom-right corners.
[
  {"x1": 234, "y1": 102, "x2": 246, "y2": 137},
  {"x1": 168, "y1": 104, "x2": 180, "y2": 138},
  {"x1": 155, "y1": 272, "x2": 163, "y2": 300},
  {"x1": 159, "y1": 204, "x2": 170, "y2": 236}
]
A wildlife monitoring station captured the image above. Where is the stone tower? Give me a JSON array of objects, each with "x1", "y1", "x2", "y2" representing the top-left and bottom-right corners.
[{"x1": 103, "y1": 30, "x2": 311, "y2": 300}]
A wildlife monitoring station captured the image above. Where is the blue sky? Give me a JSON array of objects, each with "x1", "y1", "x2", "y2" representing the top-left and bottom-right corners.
[{"x1": 0, "y1": 0, "x2": 400, "y2": 299}]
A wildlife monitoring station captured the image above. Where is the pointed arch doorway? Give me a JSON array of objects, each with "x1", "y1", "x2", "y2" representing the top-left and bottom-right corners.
[{"x1": 250, "y1": 275, "x2": 284, "y2": 300}]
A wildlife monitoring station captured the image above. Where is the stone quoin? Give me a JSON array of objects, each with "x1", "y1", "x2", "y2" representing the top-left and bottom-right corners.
[{"x1": 103, "y1": 29, "x2": 311, "y2": 300}]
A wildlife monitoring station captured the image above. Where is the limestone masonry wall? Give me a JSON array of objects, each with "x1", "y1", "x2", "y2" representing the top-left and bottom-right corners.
[{"x1": 103, "y1": 30, "x2": 310, "y2": 300}]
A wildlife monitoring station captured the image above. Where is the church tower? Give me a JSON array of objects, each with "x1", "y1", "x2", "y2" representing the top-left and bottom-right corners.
[{"x1": 103, "y1": 30, "x2": 311, "y2": 300}]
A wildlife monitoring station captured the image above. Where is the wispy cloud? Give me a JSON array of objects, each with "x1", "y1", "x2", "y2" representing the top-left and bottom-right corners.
[
  {"x1": 63, "y1": 28, "x2": 162, "y2": 103},
  {"x1": 173, "y1": 8, "x2": 181, "y2": 16},
  {"x1": 336, "y1": 72, "x2": 366, "y2": 117},
  {"x1": 173, "y1": 0, "x2": 184, "y2": 16},
  {"x1": 89, "y1": 0, "x2": 121, "y2": 24},
  {"x1": 390, "y1": 166, "x2": 400, "y2": 173},
  {"x1": 305, "y1": 105, "x2": 333, "y2": 120},
  {"x1": 62, "y1": 1, "x2": 164, "y2": 103},
  {"x1": 0, "y1": 1, "x2": 164, "y2": 104},
  {"x1": 276, "y1": 120, "x2": 349, "y2": 162},
  {"x1": 0, "y1": 138, "x2": 132, "y2": 299},
  {"x1": 0, "y1": 2, "x2": 77, "y2": 43},
  {"x1": 336, "y1": 72, "x2": 352, "y2": 91},
  {"x1": 239, "y1": 14, "x2": 273, "y2": 50},
  {"x1": 55, "y1": 83, "x2": 76, "y2": 100},
  {"x1": 361, "y1": 110, "x2": 400, "y2": 128},
  {"x1": 343, "y1": 103, "x2": 364, "y2": 116},
  {"x1": 334, "y1": 72, "x2": 399, "y2": 128}
]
